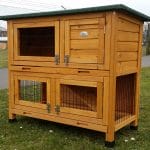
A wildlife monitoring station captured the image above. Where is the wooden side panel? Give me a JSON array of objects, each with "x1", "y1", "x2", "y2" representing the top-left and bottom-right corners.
[
  {"x1": 117, "y1": 52, "x2": 138, "y2": 61},
  {"x1": 116, "y1": 14, "x2": 141, "y2": 75}
]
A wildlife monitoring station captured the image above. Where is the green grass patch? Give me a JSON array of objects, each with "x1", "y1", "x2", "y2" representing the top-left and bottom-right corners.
[
  {"x1": 0, "y1": 48, "x2": 8, "y2": 68},
  {"x1": 0, "y1": 68, "x2": 150, "y2": 149}
]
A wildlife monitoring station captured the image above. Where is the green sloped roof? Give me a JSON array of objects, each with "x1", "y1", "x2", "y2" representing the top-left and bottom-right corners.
[{"x1": 0, "y1": 4, "x2": 149, "y2": 21}]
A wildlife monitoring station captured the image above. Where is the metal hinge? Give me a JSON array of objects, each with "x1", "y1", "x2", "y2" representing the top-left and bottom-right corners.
[
  {"x1": 64, "y1": 55, "x2": 69, "y2": 66},
  {"x1": 55, "y1": 105, "x2": 60, "y2": 114},
  {"x1": 47, "y1": 103, "x2": 51, "y2": 113},
  {"x1": 54, "y1": 55, "x2": 60, "y2": 65}
]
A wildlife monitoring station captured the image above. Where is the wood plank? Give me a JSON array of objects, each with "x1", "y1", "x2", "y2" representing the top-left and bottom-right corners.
[
  {"x1": 8, "y1": 21, "x2": 16, "y2": 119},
  {"x1": 118, "y1": 18, "x2": 139, "y2": 32},
  {"x1": 70, "y1": 55, "x2": 97, "y2": 64},
  {"x1": 71, "y1": 39, "x2": 99, "y2": 50},
  {"x1": 16, "y1": 100, "x2": 47, "y2": 109},
  {"x1": 104, "y1": 13, "x2": 111, "y2": 70},
  {"x1": 71, "y1": 28, "x2": 99, "y2": 39},
  {"x1": 69, "y1": 18, "x2": 99, "y2": 25},
  {"x1": 64, "y1": 20, "x2": 70, "y2": 56},
  {"x1": 62, "y1": 12, "x2": 105, "y2": 21},
  {"x1": 117, "y1": 52, "x2": 138, "y2": 61},
  {"x1": 10, "y1": 66, "x2": 110, "y2": 76},
  {"x1": 118, "y1": 12, "x2": 142, "y2": 25},
  {"x1": 55, "y1": 21, "x2": 60, "y2": 56},
  {"x1": 13, "y1": 21, "x2": 55, "y2": 28},
  {"x1": 13, "y1": 104, "x2": 103, "y2": 124},
  {"x1": 13, "y1": 60, "x2": 98, "y2": 69},
  {"x1": 102, "y1": 77, "x2": 109, "y2": 125},
  {"x1": 115, "y1": 115, "x2": 136, "y2": 131},
  {"x1": 97, "y1": 82, "x2": 103, "y2": 119},
  {"x1": 116, "y1": 61, "x2": 138, "y2": 75},
  {"x1": 60, "y1": 79, "x2": 98, "y2": 87},
  {"x1": 70, "y1": 49, "x2": 103, "y2": 64},
  {"x1": 71, "y1": 24, "x2": 99, "y2": 30},
  {"x1": 9, "y1": 72, "x2": 16, "y2": 119},
  {"x1": 61, "y1": 75, "x2": 103, "y2": 82},
  {"x1": 117, "y1": 42, "x2": 138, "y2": 52},
  {"x1": 118, "y1": 31, "x2": 139, "y2": 42},
  {"x1": 12, "y1": 16, "x2": 60, "y2": 24},
  {"x1": 97, "y1": 27, "x2": 104, "y2": 64},
  {"x1": 7, "y1": 21, "x2": 14, "y2": 66},
  {"x1": 47, "y1": 79, "x2": 52, "y2": 110},
  {"x1": 12, "y1": 70, "x2": 104, "y2": 82},
  {"x1": 60, "y1": 20, "x2": 65, "y2": 63},
  {"x1": 61, "y1": 107, "x2": 97, "y2": 118},
  {"x1": 12, "y1": 108, "x2": 107, "y2": 132},
  {"x1": 14, "y1": 56, "x2": 55, "y2": 62},
  {"x1": 71, "y1": 49, "x2": 97, "y2": 55}
]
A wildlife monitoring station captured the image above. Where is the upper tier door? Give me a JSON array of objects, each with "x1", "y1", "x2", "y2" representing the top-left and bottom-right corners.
[
  {"x1": 64, "y1": 17, "x2": 105, "y2": 69},
  {"x1": 13, "y1": 21, "x2": 60, "y2": 65}
]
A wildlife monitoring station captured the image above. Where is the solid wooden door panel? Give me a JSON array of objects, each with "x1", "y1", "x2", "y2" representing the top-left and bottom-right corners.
[{"x1": 64, "y1": 17, "x2": 105, "y2": 66}]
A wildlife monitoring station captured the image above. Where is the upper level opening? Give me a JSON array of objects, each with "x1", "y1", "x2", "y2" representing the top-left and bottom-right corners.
[{"x1": 19, "y1": 27, "x2": 55, "y2": 57}]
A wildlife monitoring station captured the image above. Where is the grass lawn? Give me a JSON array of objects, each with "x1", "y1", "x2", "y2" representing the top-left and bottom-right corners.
[
  {"x1": 0, "y1": 67, "x2": 150, "y2": 150},
  {"x1": 0, "y1": 49, "x2": 8, "y2": 68}
]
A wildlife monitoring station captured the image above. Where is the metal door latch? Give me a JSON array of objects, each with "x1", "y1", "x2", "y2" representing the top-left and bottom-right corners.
[{"x1": 47, "y1": 103, "x2": 51, "y2": 113}]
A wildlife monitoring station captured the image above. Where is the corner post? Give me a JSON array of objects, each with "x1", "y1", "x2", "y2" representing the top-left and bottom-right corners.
[
  {"x1": 105, "y1": 11, "x2": 118, "y2": 147},
  {"x1": 7, "y1": 21, "x2": 16, "y2": 122}
]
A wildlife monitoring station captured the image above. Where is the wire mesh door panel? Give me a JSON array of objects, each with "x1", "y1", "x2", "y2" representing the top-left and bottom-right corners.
[
  {"x1": 14, "y1": 75, "x2": 50, "y2": 109},
  {"x1": 56, "y1": 79, "x2": 103, "y2": 118}
]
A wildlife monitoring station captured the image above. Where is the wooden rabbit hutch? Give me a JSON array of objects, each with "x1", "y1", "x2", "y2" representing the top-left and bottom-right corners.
[{"x1": 0, "y1": 4, "x2": 149, "y2": 147}]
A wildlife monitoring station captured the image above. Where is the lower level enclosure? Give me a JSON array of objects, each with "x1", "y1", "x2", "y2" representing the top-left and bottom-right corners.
[{"x1": 9, "y1": 71, "x2": 138, "y2": 147}]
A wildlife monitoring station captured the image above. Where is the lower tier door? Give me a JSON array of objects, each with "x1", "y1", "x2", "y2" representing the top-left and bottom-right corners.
[
  {"x1": 14, "y1": 73, "x2": 51, "y2": 111},
  {"x1": 56, "y1": 79, "x2": 104, "y2": 119}
]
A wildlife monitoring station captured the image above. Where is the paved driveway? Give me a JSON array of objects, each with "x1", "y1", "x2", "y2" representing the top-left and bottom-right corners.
[
  {"x1": 142, "y1": 55, "x2": 150, "y2": 67},
  {"x1": 0, "y1": 68, "x2": 8, "y2": 89},
  {"x1": 0, "y1": 56, "x2": 150, "y2": 89}
]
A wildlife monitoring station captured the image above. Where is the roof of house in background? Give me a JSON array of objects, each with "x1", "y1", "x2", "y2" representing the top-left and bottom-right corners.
[
  {"x1": 0, "y1": 4, "x2": 63, "y2": 16},
  {"x1": 0, "y1": 4, "x2": 150, "y2": 21},
  {"x1": 0, "y1": 5, "x2": 38, "y2": 16},
  {"x1": 0, "y1": 26, "x2": 7, "y2": 31}
]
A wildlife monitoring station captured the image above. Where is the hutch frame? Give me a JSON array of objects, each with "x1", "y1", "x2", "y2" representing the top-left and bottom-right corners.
[{"x1": 0, "y1": 4, "x2": 149, "y2": 147}]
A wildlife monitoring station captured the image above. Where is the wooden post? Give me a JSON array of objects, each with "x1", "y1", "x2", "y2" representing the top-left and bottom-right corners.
[
  {"x1": 8, "y1": 21, "x2": 16, "y2": 122},
  {"x1": 105, "y1": 11, "x2": 117, "y2": 147}
]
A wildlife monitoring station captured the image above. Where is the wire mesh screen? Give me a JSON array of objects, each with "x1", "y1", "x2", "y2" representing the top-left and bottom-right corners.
[
  {"x1": 60, "y1": 84, "x2": 97, "y2": 111},
  {"x1": 19, "y1": 80, "x2": 47, "y2": 104},
  {"x1": 115, "y1": 74, "x2": 135, "y2": 124}
]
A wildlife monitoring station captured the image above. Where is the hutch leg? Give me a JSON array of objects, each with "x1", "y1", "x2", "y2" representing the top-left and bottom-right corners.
[
  {"x1": 130, "y1": 114, "x2": 138, "y2": 130},
  {"x1": 8, "y1": 111, "x2": 17, "y2": 122},
  {"x1": 105, "y1": 128, "x2": 115, "y2": 147}
]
